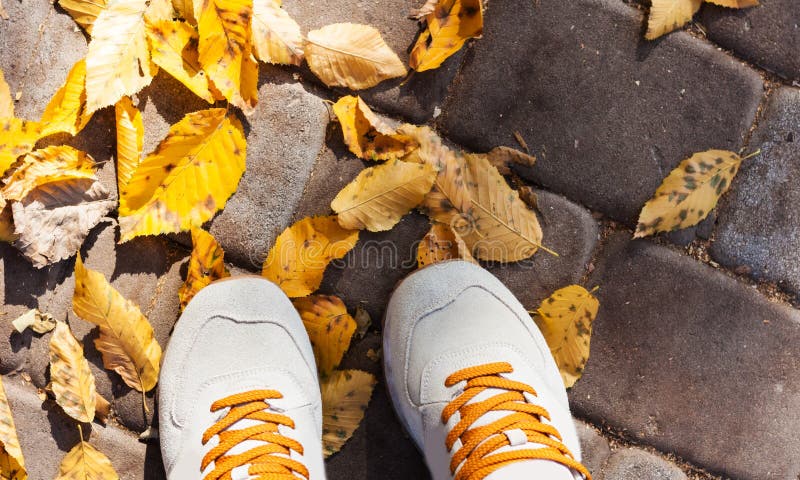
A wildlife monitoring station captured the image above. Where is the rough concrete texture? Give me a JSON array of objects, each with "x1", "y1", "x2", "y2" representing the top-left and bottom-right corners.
[
  {"x1": 575, "y1": 420, "x2": 611, "y2": 478},
  {"x1": 711, "y1": 87, "x2": 800, "y2": 298},
  {"x1": 701, "y1": 0, "x2": 800, "y2": 82},
  {"x1": 602, "y1": 448, "x2": 687, "y2": 480},
  {"x1": 439, "y1": 0, "x2": 764, "y2": 225},
  {"x1": 572, "y1": 233, "x2": 800, "y2": 479}
]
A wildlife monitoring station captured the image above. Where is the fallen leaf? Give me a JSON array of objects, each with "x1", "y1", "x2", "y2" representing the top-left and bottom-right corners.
[
  {"x1": 646, "y1": 0, "x2": 702, "y2": 40},
  {"x1": 56, "y1": 440, "x2": 118, "y2": 480},
  {"x1": 410, "y1": 0, "x2": 482, "y2": 72},
  {"x1": 635, "y1": 149, "x2": 745, "y2": 237},
  {"x1": 706, "y1": 0, "x2": 759, "y2": 6},
  {"x1": 417, "y1": 222, "x2": 476, "y2": 267},
  {"x1": 2, "y1": 146, "x2": 97, "y2": 202},
  {"x1": 353, "y1": 304, "x2": 371, "y2": 339},
  {"x1": 144, "y1": 0, "x2": 174, "y2": 23},
  {"x1": 58, "y1": 0, "x2": 108, "y2": 34},
  {"x1": 0, "y1": 378, "x2": 26, "y2": 480},
  {"x1": 0, "y1": 0, "x2": 8, "y2": 20},
  {"x1": 11, "y1": 309, "x2": 56, "y2": 334},
  {"x1": 409, "y1": 0, "x2": 437, "y2": 19},
  {"x1": 293, "y1": 295, "x2": 357, "y2": 377},
  {"x1": 178, "y1": 227, "x2": 230, "y2": 310},
  {"x1": 171, "y1": 0, "x2": 197, "y2": 24},
  {"x1": 40, "y1": 59, "x2": 93, "y2": 137},
  {"x1": 0, "y1": 197, "x2": 16, "y2": 242},
  {"x1": 321, "y1": 370, "x2": 376, "y2": 457},
  {"x1": 396, "y1": 124, "x2": 458, "y2": 172},
  {"x1": 332, "y1": 160, "x2": 436, "y2": 232},
  {"x1": 305, "y1": 23, "x2": 406, "y2": 90},
  {"x1": 94, "y1": 394, "x2": 111, "y2": 424},
  {"x1": 146, "y1": 19, "x2": 218, "y2": 103},
  {"x1": 262, "y1": 216, "x2": 359, "y2": 298},
  {"x1": 333, "y1": 96, "x2": 416, "y2": 161},
  {"x1": 251, "y1": 0, "x2": 304, "y2": 66},
  {"x1": 197, "y1": 0, "x2": 258, "y2": 113},
  {"x1": 534, "y1": 285, "x2": 599, "y2": 388},
  {"x1": 118, "y1": 108, "x2": 246, "y2": 241},
  {"x1": 49, "y1": 321, "x2": 97, "y2": 423},
  {"x1": 115, "y1": 96, "x2": 144, "y2": 204},
  {"x1": 73, "y1": 255, "x2": 162, "y2": 392},
  {"x1": 0, "y1": 119, "x2": 42, "y2": 177},
  {"x1": 85, "y1": 0, "x2": 155, "y2": 112},
  {"x1": 485, "y1": 146, "x2": 536, "y2": 176},
  {"x1": 0, "y1": 69, "x2": 13, "y2": 118}
]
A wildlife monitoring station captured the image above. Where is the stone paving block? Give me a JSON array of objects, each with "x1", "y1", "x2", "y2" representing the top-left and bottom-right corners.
[
  {"x1": 576, "y1": 420, "x2": 611, "y2": 478},
  {"x1": 439, "y1": 0, "x2": 763, "y2": 226},
  {"x1": 571, "y1": 232, "x2": 800, "y2": 479},
  {"x1": 602, "y1": 448, "x2": 687, "y2": 480},
  {"x1": 701, "y1": 0, "x2": 800, "y2": 82},
  {"x1": 711, "y1": 86, "x2": 800, "y2": 298}
]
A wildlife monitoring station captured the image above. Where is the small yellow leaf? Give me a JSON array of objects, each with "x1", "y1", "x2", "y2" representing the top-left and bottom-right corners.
[
  {"x1": 40, "y1": 59, "x2": 93, "y2": 138},
  {"x1": 49, "y1": 321, "x2": 97, "y2": 423},
  {"x1": 332, "y1": 160, "x2": 436, "y2": 232},
  {"x1": 2, "y1": 146, "x2": 97, "y2": 202},
  {"x1": 321, "y1": 370, "x2": 376, "y2": 457},
  {"x1": 410, "y1": 0, "x2": 483, "y2": 72},
  {"x1": 332, "y1": 96, "x2": 416, "y2": 161},
  {"x1": 417, "y1": 222, "x2": 476, "y2": 268},
  {"x1": 534, "y1": 285, "x2": 599, "y2": 388},
  {"x1": 262, "y1": 216, "x2": 359, "y2": 298},
  {"x1": 0, "y1": 69, "x2": 13, "y2": 118},
  {"x1": 55, "y1": 441, "x2": 118, "y2": 480},
  {"x1": 146, "y1": 19, "x2": 217, "y2": 103},
  {"x1": 0, "y1": 378, "x2": 26, "y2": 480},
  {"x1": 11, "y1": 309, "x2": 56, "y2": 334},
  {"x1": 293, "y1": 295, "x2": 357, "y2": 377},
  {"x1": 197, "y1": 0, "x2": 258, "y2": 113},
  {"x1": 306, "y1": 23, "x2": 407, "y2": 90},
  {"x1": 118, "y1": 108, "x2": 247, "y2": 241},
  {"x1": 58, "y1": 0, "x2": 108, "y2": 34},
  {"x1": 635, "y1": 149, "x2": 743, "y2": 237},
  {"x1": 251, "y1": 0, "x2": 304, "y2": 66},
  {"x1": 85, "y1": 0, "x2": 155, "y2": 112},
  {"x1": 0, "y1": 119, "x2": 42, "y2": 177},
  {"x1": 115, "y1": 96, "x2": 144, "y2": 206},
  {"x1": 179, "y1": 227, "x2": 230, "y2": 310},
  {"x1": 73, "y1": 255, "x2": 162, "y2": 392},
  {"x1": 646, "y1": 0, "x2": 702, "y2": 40},
  {"x1": 705, "y1": 0, "x2": 759, "y2": 7}
]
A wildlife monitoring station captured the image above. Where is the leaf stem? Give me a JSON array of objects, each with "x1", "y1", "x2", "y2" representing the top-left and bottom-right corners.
[
  {"x1": 78, "y1": 423, "x2": 84, "y2": 443},
  {"x1": 742, "y1": 149, "x2": 762, "y2": 161}
]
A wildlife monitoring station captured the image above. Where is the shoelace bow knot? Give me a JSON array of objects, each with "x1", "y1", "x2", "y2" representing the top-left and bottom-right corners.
[
  {"x1": 442, "y1": 362, "x2": 591, "y2": 480},
  {"x1": 202, "y1": 390, "x2": 308, "y2": 480}
]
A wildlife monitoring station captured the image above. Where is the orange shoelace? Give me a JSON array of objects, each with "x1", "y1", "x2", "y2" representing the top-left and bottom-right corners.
[
  {"x1": 442, "y1": 363, "x2": 591, "y2": 480},
  {"x1": 201, "y1": 390, "x2": 308, "y2": 480}
]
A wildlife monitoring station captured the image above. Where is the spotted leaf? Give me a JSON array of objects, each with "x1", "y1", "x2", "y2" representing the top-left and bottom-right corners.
[
  {"x1": 409, "y1": 0, "x2": 482, "y2": 72},
  {"x1": 0, "y1": 378, "x2": 26, "y2": 480},
  {"x1": 321, "y1": 370, "x2": 376, "y2": 457},
  {"x1": 293, "y1": 295, "x2": 357, "y2": 377},
  {"x1": 49, "y1": 321, "x2": 97, "y2": 423},
  {"x1": 251, "y1": 0, "x2": 304, "y2": 66},
  {"x1": 2, "y1": 146, "x2": 96, "y2": 202},
  {"x1": 417, "y1": 222, "x2": 476, "y2": 268},
  {"x1": 332, "y1": 96, "x2": 416, "y2": 161},
  {"x1": 646, "y1": 0, "x2": 702, "y2": 40},
  {"x1": 40, "y1": 59, "x2": 93, "y2": 138},
  {"x1": 0, "y1": 119, "x2": 42, "y2": 177},
  {"x1": 55, "y1": 441, "x2": 118, "y2": 480},
  {"x1": 179, "y1": 227, "x2": 230, "y2": 310}
]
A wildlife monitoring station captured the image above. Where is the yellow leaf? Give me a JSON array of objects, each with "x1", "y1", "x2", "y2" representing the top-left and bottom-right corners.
[
  {"x1": 262, "y1": 216, "x2": 359, "y2": 298},
  {"x1": 0, "y1": 378, "x2": 26, "y2": 480},
  {"x1": 417, "y1": 222, "x2": 476, "y2": 268},
  {"x1": 178, "y1": 227, "x2": 230, "y2": 310},
  {"x1": 0, "y1": 69, "x2": 13, "y2": 118},
  {"x1": 55, "y1": 441, "x2": 119, "y2": 480},
  {"x1": 49, "y1": 321, "x2": 97, "y2": 423},
  {"x1": 172, "y1": 0, "x2": 197, "y2": 24},
  {"x1": 635, "y1": 149, "x2": 744, "y2": 237},
  {"x1": 0, "y1": 119, "x2": 42, "y2": 177},
  {"x1": 144, "y1": 0, "x2": 174, "y2": 23},
  {"x1": 321, "y1": 370, "x2": 375, "y2": 457},
  {"x1": 85, "y1": 0, "x2": 155, "y2": 112},
  {"x1": 409, "y1": 0, "x2": 482, "y2": 72},
  {"x1": 292, "y1": 295, "x2": 356, "y2": 377},
  {"x1": 197, "y1": 0, "x2": 258, "y2": 113},
  {"x1": 0, "y1": 195, "x2": 15, "y2": 243},
  {"x1": 58, "y1": 0, "x2": 108, "y2": 34},
  {"x1": 251, "y1": 0, "x2": 304, "y2": 66},
  {"x1": 705, "y1": 0, "x2": 759, "y2": 7},
  {"x1": 534, "y1": 285, "x2": 599, "y2": 388},
  {"x1": 115, "y1": 96, "x2": 144, "y2": 206},
  {"x1": 305, "y1": 23, "x2": 407, "y2": 90},
  {"x1": 118, "y1": 108, "x2": 247, "y2": 241},
  {"x1": 11, "y1": 309, "x2": 56, "y2": 334},
  {"x1": 332, "y1": 96, "x2": 416, "y2": 161},
  {"x1": 332, "y1": 160, "x2": 436, "y2": 232},
  {"x1": 73, "y1": 255, "x2": 162, "y2": 392},
  {"x1": 2, "y1": 146, "x2": 97, "y2": 201},
  {"x1": 146, "y1": 19, "x2": 217, "y2": 103},
  {"x1": 646, "y1": 0, "x2": 702, "y2": 40},
  {"x1": 40, "y1": 59, "x2": 93, "y2": 138}
]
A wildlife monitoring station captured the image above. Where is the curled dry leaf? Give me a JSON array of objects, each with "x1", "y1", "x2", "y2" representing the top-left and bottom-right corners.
[
  {"x1": 332, "y1": 160, "x2": 436, "y2": 232},
  {"x1": 485, "y1": 146, "x2": 536, "y2": 176},
  {"x1": 49, "y1": 321, "x2": 97, "y2": 423},
  {"x1": 0, "y1": 69, "x2": 13, "y2": 118},
  {"x1": 118, "y1": 108, "x2": 246, "y2": 241},
  {"x1": 417, "y1": 222, "x2": 476, "y2": 268},
  {"x1": 178, "y1": 227, "x2": 230, "y2": 310},
  {"x1": 305, "y1": 23, "x2": 406, "y2": 90},
  {"x1": 73, "y1": 256, "x2": 162, "y2": 392},
  {"x1": 262, "y1": 216, "x2": 359, "y2": 298},
  {"x1": 40, "y1": 59, "x2": 93, "y2": 138},
  {"x1": 321, "y1": 370, "x2": 376, "y2": 457},
  {"x1": 146, "y1": 19, "x2": 218, "y2": 103},
  {"x1": 11, "y1": 309, "x2": 56, "y2": 334},
  {"x1": 85, "y1": 0, "x2": 155, "y2": 112},
  {"x1": 646, "y1": 0, "x2": 702, "y2": 40},
  {"x1": 534, "y1": 285, "x2": 599, "y2": 388},
  {"x1": 58, "y1": 0, "x2": 109, "y2": 34},
  {"x1": 0, "y1": 119, "x2": 42, "y2": 177},
  {"x1": 635, "y1": 149, "x2": 745, "y2": 237},
  {"x1": 0, "y1": 378, "x2": 26, "y2": 480},
  {"x1": 56, "y1": 440, "x2": 119, "y2": 480},
  {"x1": 198, "y1": 0, "x2": 258, "y2": 113},
  {"x1": 293, "y1": 295, "x2": 357, "y2": 377},
  {"x1": 2, "y1": 146, "x2": 96, "y2": 201},
  {"x1": 251, "y1": 0, "x2": 304, "y2": 66},
  {"x1": 410, "y1": 0, "x2": 483, "y2": 72},
  {"x1": 333, "y1": 96, "x2": 416, "y2": 161},
  {"x1": 115, "y1": 96, "x2": 144, "y2": 204}
]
